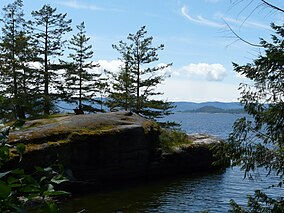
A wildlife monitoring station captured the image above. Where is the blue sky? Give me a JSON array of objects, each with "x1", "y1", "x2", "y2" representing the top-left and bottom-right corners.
[{"x1": 0, "y1": 0, "x2": 281, "y2": 102}]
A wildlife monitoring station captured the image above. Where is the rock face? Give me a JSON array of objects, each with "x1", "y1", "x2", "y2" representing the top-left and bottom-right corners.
[
  {"x1": 5, "y1": 112, "x2": 222, "y2": 193},
  {"x1": 149, "y1": 134, "x2": 223, "y2": 177}
]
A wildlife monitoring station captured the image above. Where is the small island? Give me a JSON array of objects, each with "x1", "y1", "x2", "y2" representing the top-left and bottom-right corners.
[{"x1": 183, "y1": 106, "x2": 245, "y2": 114}]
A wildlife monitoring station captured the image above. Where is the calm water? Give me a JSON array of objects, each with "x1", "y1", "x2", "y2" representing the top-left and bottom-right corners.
[
  {"x1": 162, "y1": 112, "x2": 244, "y2": 139},
  {"x1": 60, "y1": 112, "x2": 283, "y2": 212}
]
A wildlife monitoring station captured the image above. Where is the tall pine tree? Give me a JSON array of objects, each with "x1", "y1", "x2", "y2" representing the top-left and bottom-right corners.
[
  {"x1": 107, "y1": 47, "x2": 135, "y2": 111},
  {"x1": 64, "y1": 22, "x2": 100, "y2": 113},
  {"x1": 0, "y1": 0, "x2": 30, "y2": 119},
  {"x1": 108, "y1": 26, "x2": 174, "y2": 121},
  {"x1": 31, "y1": 5, "x2": 72, "y2": 115}
]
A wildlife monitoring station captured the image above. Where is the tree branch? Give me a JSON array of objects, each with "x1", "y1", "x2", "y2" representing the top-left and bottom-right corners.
[
  {"x1": 260, "y1": 0, "x2": 284, "y2": 13},
  {"x1": 225, "y1": 21, "x2": 262, "y2": 47}
]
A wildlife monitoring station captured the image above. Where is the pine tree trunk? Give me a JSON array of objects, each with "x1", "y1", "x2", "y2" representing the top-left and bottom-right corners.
[
  {"x1": 12, "y1": 19, "x2": 25, "y2": 119},
  {"x1": 43, "y1": 22, "x2": 50, "y2": 115},
  {"x1": 79, "y1": 65, "x2": 82, "y2": 111},
  {"x1": 136, "y1": 48, "x2": 140, "y2": 113}
]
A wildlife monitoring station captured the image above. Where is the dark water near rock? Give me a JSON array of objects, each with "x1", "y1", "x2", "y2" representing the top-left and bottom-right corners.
[{"x1": 60, "y1": 112, "x2": 283, "y2": 212}]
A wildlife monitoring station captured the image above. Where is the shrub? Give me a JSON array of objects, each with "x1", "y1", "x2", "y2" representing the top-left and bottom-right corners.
[
  {"x1": 0, "y1": 125, "x2": 70, "y2": 213},
  {"x1": 159, "y1": 128, "x2": 192, "y2": 153}
]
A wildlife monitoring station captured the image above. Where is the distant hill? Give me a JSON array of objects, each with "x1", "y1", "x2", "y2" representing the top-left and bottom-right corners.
[
  {"x1": 57, "y1": 100, "x2": 244, "y2": 114},
  {"x1": 183, "y1": 106, "x2": 245, "y2": 114},
  {"x1": 173, "y1": 101, "x2": 243, "y2": 112}
]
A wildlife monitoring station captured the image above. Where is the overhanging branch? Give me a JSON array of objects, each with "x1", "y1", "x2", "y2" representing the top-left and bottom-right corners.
[
  {"x1": 260, "y1": 0, "x2": 284, "y2": 13},
  {"x1": 225, "y1": 21, "x2": 262, "y2": 47}
]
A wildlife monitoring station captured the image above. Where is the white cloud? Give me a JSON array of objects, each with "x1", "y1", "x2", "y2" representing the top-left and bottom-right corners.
[
  {"x1": 177, "y1": 63, "x2": 228, "y2": 81},
  {"x1": 181, "y1": 6, "x2": 270, "y2": 30},
  {"x1": 58, "y1": 0, "x2": 102, "y2": 11},
  {"x1": 89, "y1": 59, "x2": 122, "y2": 75},
  {"x1": 26, "y1": 62, "x2": 43, "y2": 69},
  {"x1": 181, "y1": 6, "x2": 225, "y2": 28},
  {"x1": 235, "y1": 72, "x2": 246, "y2": 79},
  {"x1": 94, "y1": 61, "x2": 228, "y2": 82},
  {"x1": 81, "y1": 59, "x2": 237, "y2": 102},
  {"x1": 156, "y1": 63, "x2": 173, "y2": 77},
  {"x1": 157, "y1": 78, "x2": 240, "y2": 102},
  {"x1": 84, "y1": 60, "x2": 228, "y2": 82},
  {"x1": 58, "y1": 0, "x2": 123, "y2": 12},
  {"x1": 220, "y1": 15, "x2": 271, "y2": 30}
]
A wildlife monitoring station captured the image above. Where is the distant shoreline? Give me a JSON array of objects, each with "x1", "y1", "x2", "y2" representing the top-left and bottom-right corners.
[{"x1": 178, "y1": 106, "x2": 245, "y2": 114}]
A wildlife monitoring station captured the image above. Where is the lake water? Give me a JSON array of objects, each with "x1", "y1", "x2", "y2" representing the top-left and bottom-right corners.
[{"x1": 60, "y1": 112, "x2": 283, "y2": 212}]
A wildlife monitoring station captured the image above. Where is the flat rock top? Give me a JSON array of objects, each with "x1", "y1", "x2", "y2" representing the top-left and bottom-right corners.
[
  {"x1": 8, "y1": 112, "x2": 148, "y2": 144},
  {"x1": 188, "y1": 133, "x2": 223, "y2": 146},
  {"x1": 24, "y1": 111, "x2": 144, "y2": 128}
]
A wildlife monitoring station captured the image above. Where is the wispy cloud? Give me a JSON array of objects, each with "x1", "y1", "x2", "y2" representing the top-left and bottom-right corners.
[
  {"x1": 181, "y1": 5, "x2": 270, "y2": 30},
  {"x1": 218, "y1": 15, "x2": 271, "y2": 30},
  {"x1": 58, "y1": 0, "x2": 123, "y2": 12},
  {"x1": 181, "y1": 6, "x2": 225, "y2": 28},
  {"x1": 58, "y1": 0, "x2": 102, "y2": 10}
]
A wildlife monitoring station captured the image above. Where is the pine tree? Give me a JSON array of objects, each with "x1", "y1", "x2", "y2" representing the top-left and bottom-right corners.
[
  {"x1": 31, "y1": 5, "x2": 72, "y2": 115},
  {"x1": 216, "y1": 23, "x2": 284, "y2": 212},
  {"x1": 0, "y1": 0, "x2": 30, "y2": 119},
  {"x1": 107, "y1": 48, "x2": 136, "y2": 111},
  {"x1": 108, "y1": 26, "x2": 175, "y2": 121},
  {"x1": 64, "y1": 22, "x2": 100, "y2": 113}
]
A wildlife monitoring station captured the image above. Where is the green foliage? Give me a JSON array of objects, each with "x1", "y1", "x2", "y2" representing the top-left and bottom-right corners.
[
  {"x1": 31, "y1": 4, "x2": 72, "y2": 115},
  {"x1": 108, "y1": 26, "x2": 175, "y2": 121},
  {"x1": 0, "y1": 0, "x2": 31, "y2": 119},
  {"x1": 229, "y1": 190, "x2": 284, "y2": 213},
  {"x1": 215, "y1": 23, "x2": 284, "y2": 212},
  {"x1": 0, "y1": 1, "x2": 73, "y2": 119},
  {"x1": 0, "y1": 124, "x2": 70, "y2": 212},
  {"x1": 64, "y1": 21, "x2": 101, "y2": 112},
  {"x1": 0, "y1": 4, "x2": 174, "y2": 121},
  {"x1": 159, "y1": 128, "x2": 192, "y2": 153}
]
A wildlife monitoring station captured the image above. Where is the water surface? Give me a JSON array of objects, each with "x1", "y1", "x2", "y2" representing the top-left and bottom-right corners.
[{"x1": 60, "y1": 112, "x2": 283, "y2": 212}]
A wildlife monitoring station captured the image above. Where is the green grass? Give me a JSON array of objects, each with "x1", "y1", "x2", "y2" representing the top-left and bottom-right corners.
[{"x1": 159, "y1": 128, "x2": 192, "y2": 153}]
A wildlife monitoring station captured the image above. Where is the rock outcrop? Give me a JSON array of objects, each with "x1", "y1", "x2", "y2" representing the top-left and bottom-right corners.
[
  {"x1": 149, "y1": 134, "x2": 223, "y2": 177},
  {"x1": 5, "y1": 112, "x2": 223, "y2": 193}
]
